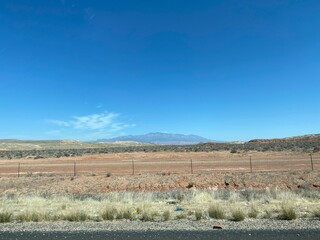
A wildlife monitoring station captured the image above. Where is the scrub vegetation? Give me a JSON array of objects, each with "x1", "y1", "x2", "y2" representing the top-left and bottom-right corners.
[{"x1": 0, "y1": 188, "x2": 319, "y2": 223}]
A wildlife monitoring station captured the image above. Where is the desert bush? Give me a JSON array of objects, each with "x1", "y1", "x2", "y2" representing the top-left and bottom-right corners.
[
  {"x1": 248, "y1": 207, "x2": 258, "y2": 218},
  {"x1": 162, "y1": 210, "x2": 170, "y2": 221},
  {"x1": 240, "y1": 189, "x2": 258, "y2": 202},
  {"x1": 122, "y1": 210, "x2": 133, "y2": 220},
  {"x1": 195, "y1": 210, "x2": 203, "y2": 221},
  {"x1": 101, "y1": 207, "x2": 118, "y2": 221},
  {"x1": 106, "y1": 172, "x2": 112, "y2": 177},
  {"x1": 298, "y1": 188, "x2": 320, "y2": 200},
  {"x1": 171, "y1": 190, "x2": 185, "y2": 202},
  {"x1": 0, "y1": 212, "x2": 12, "y2": 223},
  {"x1": 141, "y1": 211, "x2": 156, "y2": 221},
  {"x1": 64, "y1": 211, "x2": 89, "y2": 222},
  {"x1": 262, "y1": 209, "x2": 273, "y2": 219},
  {"x1": 230, "y1": 149, "x2": 237, "y2": 153},
  {"x1": 214, "y1": 189, "x2": 231, "y2": 200},
  {"x1": 175, "y1": 213, "x2": 187, "y2": 220},
  {"x1": 187, "y1": 182, "x2": 195, "y2": 189},
  {"x1": 231, "y1": 208, "x2": 245, "y2": 221},
  {"x1": 16, "y1": 212, "x2": 44, "y2": 222},
  {"x1": 208, "y1": 205, "x2": 225, "y2": 219},
  {"x1": 313, "y1": 209, "x2": 320, "y2": 218},
  {"x1": 278, "y1": 206, "x2": 297, "y2": 220},
  {"x1": 115, "y1": 211, "x2": 123, "y2": 220}
]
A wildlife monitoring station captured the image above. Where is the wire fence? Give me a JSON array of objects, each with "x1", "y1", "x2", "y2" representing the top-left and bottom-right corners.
[{"x1": 0, "y1": 154, "x2": 318, "y2": 177}]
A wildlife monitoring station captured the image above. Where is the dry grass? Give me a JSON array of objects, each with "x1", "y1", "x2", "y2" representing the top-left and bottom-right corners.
[
  {"x1": 162, "y1": 210, "x2": 170, "y2": 221},
  {"x1": 278, "y1": 205, "x2": 297, "y2": 220},
  {"x1": 208, "y1": 205, "x2": 225, "y2": 219},
  {"x1": 248, "y1": 206, "x2": 259, "y2": 218},
  {"x1": 313, "y1": 209, "x2": 320, "y2": 218},
  {"x1": 0, "y1": 188, "x2": 319, "y2": 222},
  {"x1": 230, "y1": 208, "x2": 246, "y2": 221},
  {"x1": 195, "y1": 210, "x2": 203, "y2": 221},
  {"x1": 0, "y1": 212, "x2": 12, "y2": 223}
]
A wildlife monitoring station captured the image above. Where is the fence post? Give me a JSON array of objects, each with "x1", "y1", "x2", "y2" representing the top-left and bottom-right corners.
[
  {"x1": 310, "y1": 154, "x2": 314, "y2": 171},
  {"x1": 18, "y1": 162, "x2": 20, "y2": 177},
  {"x1": 73, "y1": 161, "x2": 77, "y2": 177},
  {"x1": 132, "y1": 159, "x2": 135, "y2": 175},
  {"x1": 190, "y1": 159, "x2": 193, "y2": 174},
  {"x1": 249, "y1": 156, "x2": 253, "y2": 173}
]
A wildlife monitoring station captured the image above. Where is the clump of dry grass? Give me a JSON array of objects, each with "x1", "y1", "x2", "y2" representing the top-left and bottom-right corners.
[
  {"x1": 313, "y1": 209, "x2": 320, "y2": 219},
  {"x1": 262, "y1": 209, "x2": 273, "y2": 219},
  {"x1": 248, "y1": 206, "x2": 259, "y2": 218},
  {"x1": 0, "y1": 212, "x2": 12, "y2": 223},
  {"x1": 208, "y1": 205, "x2": 225, "y2": 219},
  {"x1": 162, "y1": 210, "x2": 170, "y2": 221},
  {"x1": 141, "y1": 211, "x2": 158, "y2": 221},
  {"x1": 101, "y1": 207, "x2": 118, "y2": 221},
  {"x1": 175, "y1": 213, "x2": 187, "y2": 220},
  {"x1": 16, "y1": 211, "x2": 45, "y2": 222},
  {"x1": 278, "y1": 206, "x2": 297, "y2": 220},
  {"x1": 122, "y1": 209, "x2": 133, "y2": 220},
  {"x1": 230, "y1": 208, "x2": 245, "y2": 221},
  {"x1": 64, "y1": 211, "x2": 90, "y2": 222},
  {"x1": 195, "y1": 210, "x2": 203, "y2": 221}
]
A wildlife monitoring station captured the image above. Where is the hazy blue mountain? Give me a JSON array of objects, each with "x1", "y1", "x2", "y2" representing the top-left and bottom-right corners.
[{"x1": 97, "y1": 132, "x2": 211, "y2": 145}]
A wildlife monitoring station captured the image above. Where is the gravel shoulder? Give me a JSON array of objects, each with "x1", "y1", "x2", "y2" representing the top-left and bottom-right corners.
[{"x1": 1, "y1": 219, "x2": 320, "y2": 232}]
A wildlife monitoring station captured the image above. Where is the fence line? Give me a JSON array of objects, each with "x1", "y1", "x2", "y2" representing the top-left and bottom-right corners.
[{"x1": 0, "y1": 155, "x2": 318, "y2": 177}]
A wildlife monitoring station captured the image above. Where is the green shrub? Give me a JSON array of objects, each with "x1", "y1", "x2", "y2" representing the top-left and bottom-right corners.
[
  {"x1": 208, "y1": 205, "x2": 225, "y2": 219},
  {"x1": 230, "y1": 149, "x2": 237, "y2": 153}
]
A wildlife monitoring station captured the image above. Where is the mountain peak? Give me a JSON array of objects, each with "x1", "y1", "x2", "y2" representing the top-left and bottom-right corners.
[{"x1": 97, "y1": 132, "x2": 211, "y2": 145}]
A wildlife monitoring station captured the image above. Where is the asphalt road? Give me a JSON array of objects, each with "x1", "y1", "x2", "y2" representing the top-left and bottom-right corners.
[{"x1": 1, "y1": 229, "x2": 319, "y2": 240}]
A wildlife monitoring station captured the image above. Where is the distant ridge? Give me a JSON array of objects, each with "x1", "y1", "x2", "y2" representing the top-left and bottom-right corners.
[
  {"x1": 97, "y1": 132, "x2": 211, "y2": 145},
  {"x1": 248, "y1": 134, "x2": 320, "y2": 143}
]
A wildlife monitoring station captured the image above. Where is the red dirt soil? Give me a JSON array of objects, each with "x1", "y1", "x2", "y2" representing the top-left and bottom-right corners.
[
  {"x1": 0, "y1": 151, "x2": 318, "y2": 176},
  {"x1": 0, "y1": 151, "x2": 319, "y2": 194}
]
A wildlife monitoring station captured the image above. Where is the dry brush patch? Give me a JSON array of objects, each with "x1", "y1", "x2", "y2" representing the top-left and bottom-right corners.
[{"x1": 0, "y1": 188, "x2": 319, "y2": 223}]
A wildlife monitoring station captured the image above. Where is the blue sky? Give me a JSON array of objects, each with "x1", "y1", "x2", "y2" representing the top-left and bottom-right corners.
[{"x1": 1, "y1": 0, "x2": 320, "y2": 141}]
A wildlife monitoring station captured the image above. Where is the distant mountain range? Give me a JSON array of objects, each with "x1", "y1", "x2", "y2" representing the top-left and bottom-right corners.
[{"x1": 97, "y1": 132, "x2": 211, "y2": 145}]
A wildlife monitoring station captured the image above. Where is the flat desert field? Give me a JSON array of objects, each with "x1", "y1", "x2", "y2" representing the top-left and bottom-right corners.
[
  {"x1": 0, "y1": 151, "x2": 319, "y2": 177},
  {"x1": 0, "y1": 150, "x2": 319, "y2": 226}
]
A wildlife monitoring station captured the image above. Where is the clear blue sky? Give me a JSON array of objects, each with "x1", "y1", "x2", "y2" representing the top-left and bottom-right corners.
[{"x1": 1, "y1": 0, "x2": 320, "y2": 141}]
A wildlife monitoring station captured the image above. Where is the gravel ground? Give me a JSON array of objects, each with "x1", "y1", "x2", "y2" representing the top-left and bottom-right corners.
[{"x1": 1, "y1": 219, "x2": 319, "y2": 232}]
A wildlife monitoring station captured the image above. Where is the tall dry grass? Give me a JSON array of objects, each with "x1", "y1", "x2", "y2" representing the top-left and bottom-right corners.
[{"x1": 0, "y1": 188, "x2": 319, "y2": 222}]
